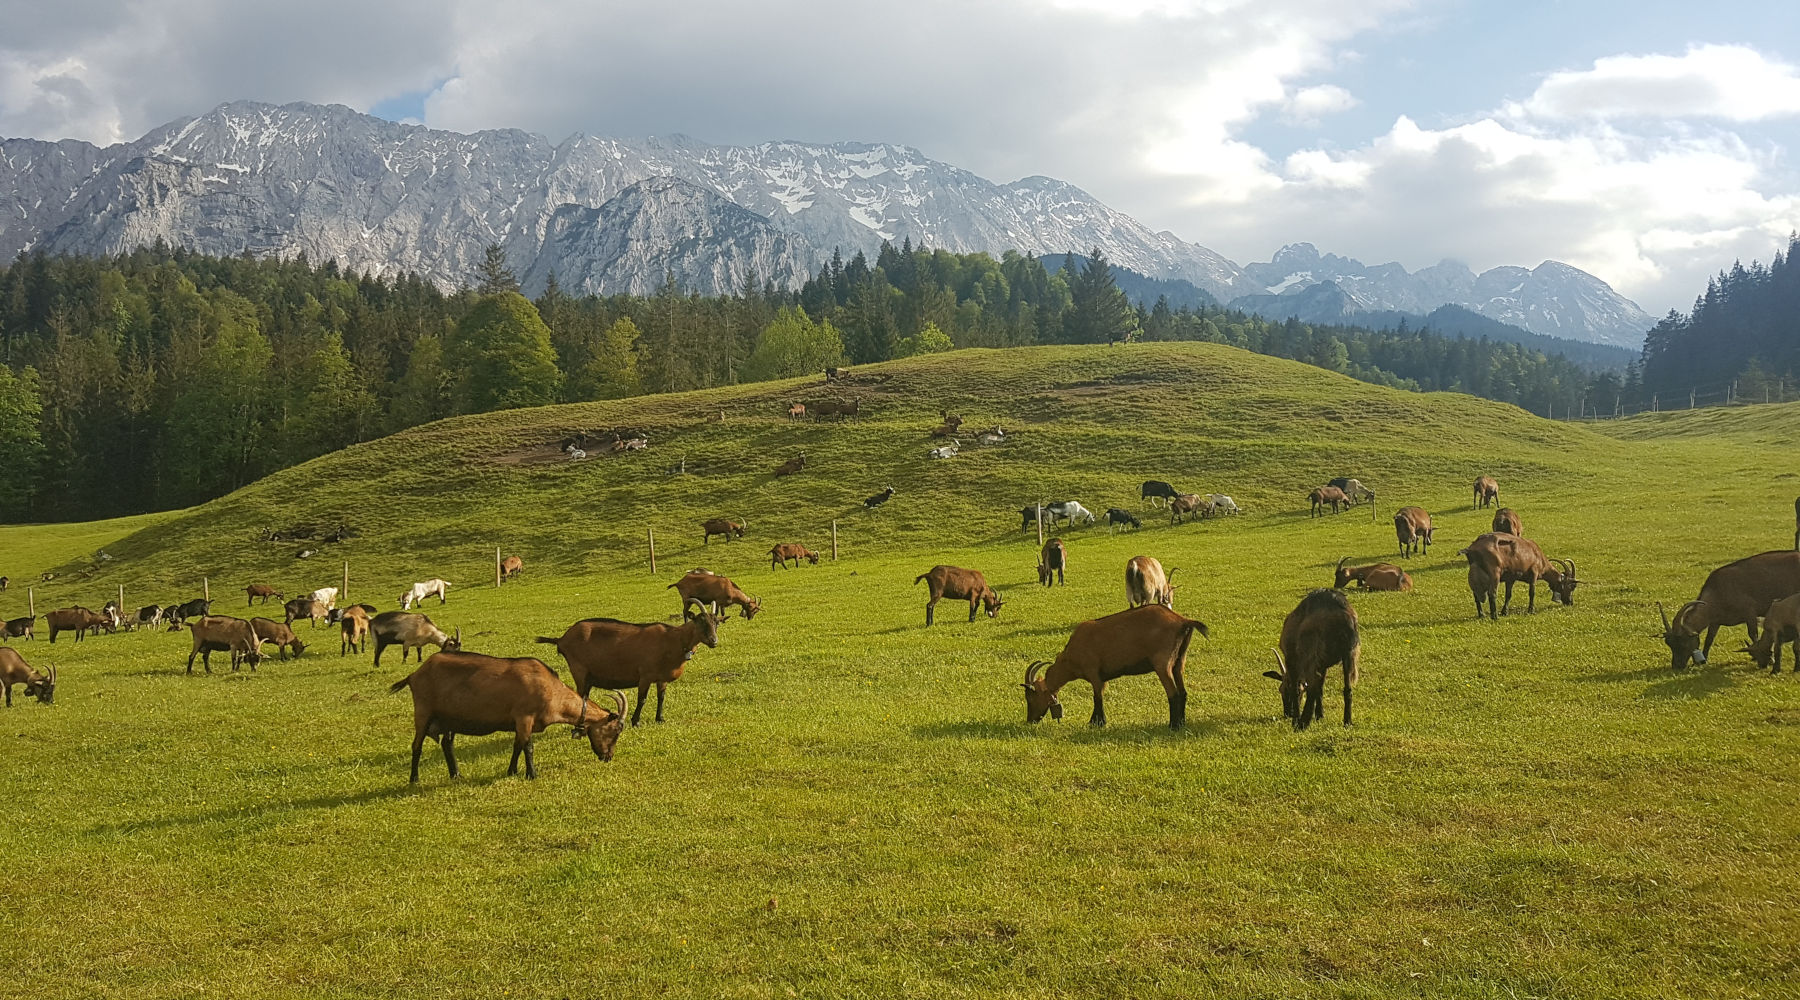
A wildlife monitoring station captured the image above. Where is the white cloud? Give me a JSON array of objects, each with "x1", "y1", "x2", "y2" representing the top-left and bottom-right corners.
[
  {"x1": 1516, "y1": 44, "x2": 1800, "y2": 123},
  {"x1": 1283, "y1": 83, "x2": 1359, "y2": 124}
]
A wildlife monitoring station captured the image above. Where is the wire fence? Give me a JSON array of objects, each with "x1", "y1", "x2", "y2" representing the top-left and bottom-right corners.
[{"x1": 1546, "y1": 376, "x2": 1795, "y2": 422}]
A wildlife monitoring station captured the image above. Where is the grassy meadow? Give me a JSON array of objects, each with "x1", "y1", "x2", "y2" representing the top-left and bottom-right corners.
[{"x1": 2, "y1": 343, "x2": 1798, "y2": 998}]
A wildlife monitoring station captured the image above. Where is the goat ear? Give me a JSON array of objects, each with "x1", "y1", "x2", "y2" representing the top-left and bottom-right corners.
[{"x1": 1262, "y1": 670, "x2": 1284, "y2": 681}]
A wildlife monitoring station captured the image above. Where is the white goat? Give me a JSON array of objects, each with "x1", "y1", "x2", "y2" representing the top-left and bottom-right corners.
[
  {"x1": 310, "y1": 586, "x2": 340, "y2": 610},
  {"x1": 399, "y1": 579, "x2": 452, "y2": 610},
  {"x1": 1206, "y1": 494, "x2": 1241, "y2": 515},
  {"x1": 927, "y1": 440, "x2": 960, "y2": 460}
]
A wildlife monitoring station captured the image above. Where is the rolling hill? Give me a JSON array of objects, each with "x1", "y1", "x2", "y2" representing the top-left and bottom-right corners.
[{"x1": 2, "y1": 343, "x2": 1797, "y2": 999}]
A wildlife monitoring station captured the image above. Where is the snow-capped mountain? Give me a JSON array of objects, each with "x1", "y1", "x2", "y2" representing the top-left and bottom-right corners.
[
  {"x1": 1237, "y1": 243, "x2": 1651, "y2": 349},
  {"x1": 0, "y1": 101, "x2": 1650, "y2": 345}
]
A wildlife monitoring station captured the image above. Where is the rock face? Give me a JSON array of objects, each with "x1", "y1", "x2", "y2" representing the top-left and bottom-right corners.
[
  {"x1": 1237, "y1": 243, "x2": 1652, "y2": 349},
  {"x1": 0, "y1": 101, "x2": 1650, "y2": 343},
  {"x1": 0, "y1": 100, "x2": 1254, "y2": 298}
]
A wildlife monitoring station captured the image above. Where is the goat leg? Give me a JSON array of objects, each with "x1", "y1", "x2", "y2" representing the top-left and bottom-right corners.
[
  {"x1": 409, "y1": 731, "x2": 427, "y2": 783},
  {"x1": 1703, "y1": 625, "x2": 1722, "y2": 661},
  {"x1": 1342, "y1": 682, "x2": 1353, "y2": 727},
  {"x1": 522, "y1": 740, "x2": 536, "y2": 780},
  {"x1": 654, "y1": 682, "x2": 667, "y2": 723},
  {"x1": 1089, "y1": 683, "x2": 1107, "y2": 727},
  {"x1": 442, "y1": 733, "x2": 459, "y2": 779},
  {"x1": 632, "y1": 683, "x2": 650, "y2": 726}
]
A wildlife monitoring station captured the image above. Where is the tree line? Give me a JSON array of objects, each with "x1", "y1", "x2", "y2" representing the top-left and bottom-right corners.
[
  {"x1": 1637, "y1": 233, "x2": 1800, "y2": 408},
  {"x1": 0, "y1": 241, "x2": 1614, "y2": 522}
]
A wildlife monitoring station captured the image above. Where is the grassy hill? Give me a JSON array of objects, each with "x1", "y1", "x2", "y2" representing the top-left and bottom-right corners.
[{"x1": 3, "y1": 343, "x2": 1798, "y2": 999}]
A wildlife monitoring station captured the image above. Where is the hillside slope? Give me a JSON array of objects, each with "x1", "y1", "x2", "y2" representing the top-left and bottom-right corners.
[{"x1": 16, "y1": 342, "x2": 1619, "y2": 599}]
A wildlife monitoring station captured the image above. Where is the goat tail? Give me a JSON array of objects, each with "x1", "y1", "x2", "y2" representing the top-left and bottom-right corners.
[
  {"x1": 1172, "y1": 621, "x2": 1204, "y2": 672},
  {"x1": 914, "y1": 573, "x2": 929, "y2": 585},
  {"x1": 533, "y1": 636, "x2": 561, "y2": 645},
  {"x1": 387, "y1": 676, "x2": 411, "y2": 694}
]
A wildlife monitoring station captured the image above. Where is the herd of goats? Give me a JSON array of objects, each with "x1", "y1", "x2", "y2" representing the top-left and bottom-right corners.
[{"x1": 5, "y1": 433, "x2": 1800, "y2": 782}]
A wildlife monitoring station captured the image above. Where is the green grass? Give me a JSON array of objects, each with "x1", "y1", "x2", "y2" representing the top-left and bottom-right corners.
[{"x1": 3, "y1": 343, "x2": 1799, "y2": 998}]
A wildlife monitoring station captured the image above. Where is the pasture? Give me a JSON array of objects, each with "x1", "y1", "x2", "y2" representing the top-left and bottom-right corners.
[{"x1": 2, "y1": 343, "x2": 1797, "y2": 998}]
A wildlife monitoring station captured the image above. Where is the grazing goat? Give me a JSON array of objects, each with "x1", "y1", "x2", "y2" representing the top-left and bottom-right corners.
[
  {"x1": 787, "y1": 402, "x2": 806, "y2": 420},
  {"x1": 500, "y1": 555, "x2": 524, "y2": 582},
  {"x1": 864, "y1": 487, "x2": 896, "y2": 509},
  {"x1": 1020, "y1": 505, "x2": 1047, "y2": 532},
  {"x1": 536, "y1": 611, "x2": 720, "y2": 726},
  {"x1": 1264, "y1": 589, "x2": 1361, "y2": 730},
  {"x1": 134, "y1": 606, "x2": 163, "y2": 630},
  {"x1": 1743, "y1": 591, "x2": 1800, "y2": 672},
  {"x1": 0, "y1": 576, "x2": 6, "y2": 591},
  {"x1": 915, "y1": 566, "x2": 1003, "y2": 626},
  {"x1": 250, "y1": 618, "x2": 307, "y2": 660},
  {"x1": 340, "y1": 606, "x2": 370, "y2": 656},
  {"x1": 1334, "y1": 557, "x2": 1412, "y2": 592},
  {"x1": 245, "y1": 584, "x2": 283, "y2": 605},
  {"x1": 1393, "y1": 506, "x2": 1433, "y2": 558},
  {"x1": 185, "y1": 616, "x2": 266, "y2": 673},
  {"x1": 1659, "y1": 551, "x2": 1800, "y2": 669},
  {"x1": 1205, "y1": 494, "x2": 1241, "y2": 516},
  {"x1": 4, "y1": 616, "x2": 35, "y2": 640},
  {"x1": 1460, "y1": 532, "x2": 1577, "y2": 619},
  {"x1": 1170, "y1": 493, "x2": 1211, "y2": 524},
  {"x1": 309, "y1": 587, "x2": 340, "y2": 610},
  {"x1": 399, "y1": 578, "x2": 453, "y2": 610},
  {"x1": 669, "y1": 570, "x2": 761, "y2": 619},
  {"x1": 370, "y1": 611, "x2": 461, "y2": 666},
  {"x1": 1309, "y1": 486, "x2": 1349, "y2": 516},
  {"x1": 47, "y1": 607, "x2": 108, "y2": 643},
  {"x1": 1024, "y1": 604, "x2": 1207, "y2": 729},
  {"x1": 773, "y1": 452, "x2": 807, "y2": 477},
  {"x1": 1473, "y1": 476, "x2": 1500, "y2": 509},
  {"x1": 1141, "y1": 480, "x2": 1180, "y2": 507},
  {"x1": 391, "y1": 652, "x2": 627, "y2": 782},
  {"x1": 701, "y1": 518, "x2": 747, "y2": 544},
  {"x1": 1492, "y1": 508, "x2": 1522, "y2": 535},
  {"x1": 1125, "y1": 556, "x2": 1176, "y2": 610},
  {"x1": 769, "y1": 543, "x2": 820, "y2": 569},
  {"x1": 927, "y1": 440, "x2": 960, "y2": 460},
  {"x1": 1046, "y1": 501, "x2": 1095, "y2": 526},
  {"x1": 166, "y1": 598, "x2": 211, "y2": 626},
  {"x1": 1105, "y1": 507, "x2": 1141, "y2": 531},
  {"x1": 811, "y1": 397, "x2": 860, "y2": 417},
  {"x1": 284, "y1": 597, "x2": 329, "y2": 628},
  {"x1": 0, "y1": 649, "x2": 53, "y2": 706},
  {"x1": 1038, "y1": 539, "x2": 1067, "y2": 587},
  {"x1": 1335, "y1": 479, "x2": 1376, "y2": 505}
]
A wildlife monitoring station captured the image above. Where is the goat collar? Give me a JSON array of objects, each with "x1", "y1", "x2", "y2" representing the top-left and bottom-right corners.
[{"x1": 574, "y1": 698, "x2": 588, "y2": 734}]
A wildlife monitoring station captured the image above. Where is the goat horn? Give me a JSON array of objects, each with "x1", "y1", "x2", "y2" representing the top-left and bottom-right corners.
[
  {"x1": 1657, "y1": 601, "x2": 1670, "y2": 630},
  {"x1": 1270, "y1": 648, "x2": 1287, "y2": 677},
  {"x1": 1025, "y1": 660, "x2": 1048, "y2": 685},
  {"x1": 1672, "y1": 601, "x2": 1706, "y2": 630},
  {"x1": 1565, "y1": 559, "x2": 1576, "y2": 579},
  {"x1": 610, "y1": 690, "x2": 626, "y2": 718}
]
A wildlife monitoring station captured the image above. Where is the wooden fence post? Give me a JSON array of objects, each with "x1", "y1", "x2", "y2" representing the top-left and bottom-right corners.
[
  {"x1": 28, "y1": 587, "x2": 34, "y2": 618},
  {"x1": 831, "y1": 521, "x2": 838, "y2": 561},
  {"x1": 342, "y1": 562, "x2": 349, "y2": 603},
  {"x1": 1036, "y1": 502, "x2": 1045, "y2": 547},
  {"x1": 203, "y1": 577, "x2": 210, "y2": 602},
  {"x1": 648, "y1": 528, "x2": 657, "y2": 575},
  {"x1": 117, "y1": 584, "x2": 124, "y2": 612},
  {"x1": 495, "y1": 546, "x2": 502, "y2": 588}
]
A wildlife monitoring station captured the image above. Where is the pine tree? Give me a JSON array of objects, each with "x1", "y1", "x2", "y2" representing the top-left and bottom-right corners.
[
  {"x1": 0, "y1": 364, "x2": 43, "y2": 519},
  {"x1": 476, "y1": 244, "x2": 519, "y2": 295},
  {"x1": 1064, "y1": 248, "x2": 1137, "y2": 344}
]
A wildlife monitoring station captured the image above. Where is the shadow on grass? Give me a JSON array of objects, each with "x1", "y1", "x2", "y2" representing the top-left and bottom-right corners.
[
  {"x1": 87, "y1": 782, "x2": 419, "y2": 837},
  {"x1": 912, "y1": 715, "x2": 1254, "y2": 743},
  {"x1": 1576, "y1": 661, "x2": 1742, "y2": 699}
]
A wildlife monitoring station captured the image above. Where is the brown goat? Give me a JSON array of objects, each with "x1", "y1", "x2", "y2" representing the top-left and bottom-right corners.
[
  {"x1": 1264, "y1": 588, "x2": 1361, "y2": 730},
  {"x1": 1125, "y1": 556, "x2": 1175, "y2": 609},
  {"x1": 1038, "y1": 539, "x2": 1067, "y2": 586},
  {"x1": 1023, "y1": 604, "x2": 1208, "y2": 729},
  {"x1": 283, "y1": 597, "x2": 329, "y2": 628},
  {"x1": 769, "y1": 543, "x2": 820, "y2": 569},
  {"x1": 1474, "y1": 476, "x2": 1500, "y2": 509},
  {"x1": 1491, "y1": 507, "x2": 1522, "y2": 535},
  {"x1": 1169, "y1": 493, "x2": 1209, "y2": 524},
  {"x1": 1393, "y1": 506, "x2": 1433, "y2": 558},
  {"x1": 1309, "y1": 486, "x2": 1348, "y2": 517},
  {"x1": 3, "y1": 616, "x2": 34, "y2": 640},
  {"x1": 1659, "y1": 551, "x2": 1800, "y2": 669},
  {"x1": 535, "y1": 611, "x2": 721, "y2": 725},
  {"x1": 500, "y1": 555, "x2": 524, "y2": 582},
  {"x1": 391, "y1": 651, "x2": 627, "y2": 782},
  {"x1": 668, "y1": 571, "x2": 761, "y2": 619},
  {"x1": 340, "y1": 607, "x2": 370, "y2": 656},
  {"x1": 773, "y1": 453, "x2": 807, "y2": 477},
  {"x1": 0, "y1": 648, "x2": 54, "y2": 706},
  {"x1": 1460, "y1": 532, "x2": 1576, "y2": 619},
  {"x1": 1334, "y1": 557, "x2": 1413, "y2": 592},
  {"x1": 46, "y1": 607, "x2": 108, "y2": 643},
  {"x1": 1742, "y1": 591, "x2": 1800, "y2": 672},
  {"x1": 370, "y1": 611, "x2": 461, "y2": 666},
  {"x1": 185, "y1": 616, "x2": 266, "y2": 673},
  {"x1": 245, "y1": 584, "x2": 283, "y2": 605},
  {"x1": 250, "y1": 617, "x2": 307, "y2": 659},
  {"x1": 786, "y1": 402, "x2": 806, "y2": 420},
  {"x1": 701, "y1": 517, "x2": 747, "y2": 544},
  {"x1": 914, "y1": 565, "x2": 1003, "y2": 626}
]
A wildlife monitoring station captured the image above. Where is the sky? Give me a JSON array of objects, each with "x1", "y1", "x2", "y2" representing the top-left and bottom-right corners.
[{"x1": 2, "y1": 0, "x2": 1798, "y2": 314}]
